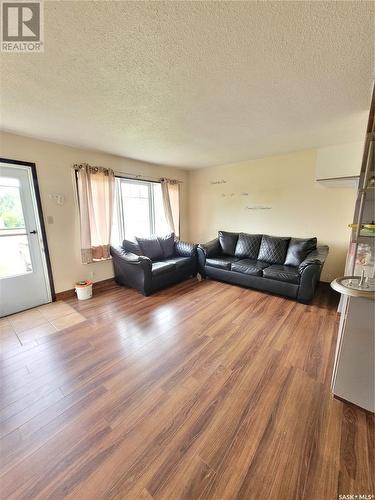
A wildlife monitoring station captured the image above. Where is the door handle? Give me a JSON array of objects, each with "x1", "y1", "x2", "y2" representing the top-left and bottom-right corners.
[{"x1": 30, "y1": 230, "x2": 37, "y2": 234}]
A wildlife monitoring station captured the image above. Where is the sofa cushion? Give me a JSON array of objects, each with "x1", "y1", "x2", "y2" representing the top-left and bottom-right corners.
[
  {"x1": 163, "y1": 256, "x2": 192, "y2": 269},
  {"x1": 151, "y1": 261, "x2": 176, "y2": 276},
  {"x1": 262, "y1": 264, "x2": 300, "y2": 284},
  {"x1": 158, "y1": 233, "x2": 175, "y2": 259},
  {"x1": 218, "y1": 231, "x2": 239, "y2": 256},
  {"x1": 258, "y1": 235, "x2": 291, "y2": 264},
  {"x1": 136, "y1": 235, "x2": 164, "y2": 261},
  {"x1": 122, "y1": 239, "x2": 142, "y2": 255},
  {"x1": 284, "y1": 237, "x2": 317, "y2": 267},
  {"x1": 232, "y1": 259, "x2": 269, "y2": 276},
  {"x1": 206, "y1": 256, "x2": 239, "y2": 270},
  {"x1": 234, "y1": 233, "x2": 262, "y2": 259}
]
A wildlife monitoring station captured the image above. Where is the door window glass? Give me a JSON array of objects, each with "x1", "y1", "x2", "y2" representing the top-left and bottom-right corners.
[{"x1": 0, "y1": 177, "x2": 32, "y2": 278}]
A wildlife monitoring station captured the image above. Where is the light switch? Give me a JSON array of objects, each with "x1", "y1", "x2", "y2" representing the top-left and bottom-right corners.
[{"x1": 47, "y1": 215, "x2": 54, "y2": 224}]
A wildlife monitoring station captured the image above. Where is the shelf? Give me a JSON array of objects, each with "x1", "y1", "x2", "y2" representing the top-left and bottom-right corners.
[
  {"x1": 351, "y1": 233, "x2": 375, "y2": 243},
  {"x1": 359, "y1": 232, "x2": 375, "y2": 238},
  {"x1": 351, "y1": 231, "x2": 375, "y2": 243},
  {"x1": 346, "y1": 87, "x2": 375, "y2": 281},
  {"x1": 331, "y1": 276, "x2": 375, "y2": 299},
  {"x1": 357, "y1": 191, "x2": 375, "y2": 202}
]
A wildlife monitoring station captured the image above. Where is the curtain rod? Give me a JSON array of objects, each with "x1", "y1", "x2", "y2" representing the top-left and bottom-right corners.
[
  {"x1": 115, "y1": 171, "x2": 183, "y2": 184},
  {"x1": 72, "y1": 165, "x2": 183, "y2": 184}
]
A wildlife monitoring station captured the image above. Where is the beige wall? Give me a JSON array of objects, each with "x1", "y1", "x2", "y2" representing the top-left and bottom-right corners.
[
  {"x1": 188, "y1": 149, "x2": 357, "y2": 282},
  {"x1": 0, "y1": 132, "x2": 189, "y2": 292},
  {"x1": 1, "y1": 132, "x2": 357, "y2": 292}
]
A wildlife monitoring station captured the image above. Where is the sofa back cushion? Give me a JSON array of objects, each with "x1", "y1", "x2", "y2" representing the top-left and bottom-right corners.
[
  {"x1": 122, "y1": 239, "x2": 141, "y2": 255},
  {"x1": 218, "y1": 231, "x2": 239, "y2": 256},
  {"x1": 258, "y1": 235, "x2": 291, "y2": 264},
  {"x1": 234, "y1": 233, "x2": 262, "y2": 259},
  {"x1": 158, "y1": 233, "x2": 175, "y2": 259},
  {"x1": 136, "y1": 235, "x2": 164, "y2": 261},
  {"x1": 284, "y1": 237, "x2": 317, "y2": 267}
]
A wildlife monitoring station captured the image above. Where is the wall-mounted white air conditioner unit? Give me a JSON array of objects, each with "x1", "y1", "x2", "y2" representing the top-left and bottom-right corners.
[{"x1": 316, "y1": 142, "x2": 362, "y2": 188}]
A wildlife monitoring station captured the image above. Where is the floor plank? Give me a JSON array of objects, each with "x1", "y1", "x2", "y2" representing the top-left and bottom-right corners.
[{"x1": 0, "y1": 279, "x2": 373, "y2": 499}]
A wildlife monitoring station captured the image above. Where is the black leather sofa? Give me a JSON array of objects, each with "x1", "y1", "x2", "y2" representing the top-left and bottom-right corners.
[
  {"x1": 198, "y1": 231, "x2": 328, "y2": 303},
  {"x1": 110, "y1": 234, "x2": 197, "y2": 296}
]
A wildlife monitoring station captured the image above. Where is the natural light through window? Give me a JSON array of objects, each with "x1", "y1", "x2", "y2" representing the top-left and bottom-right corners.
[
  {"x1": 0, "y1": 176, "x2": 32, "y2": 278},
  {"x1": 112, "y1": 178, "x2": 169, "y2": 245}
]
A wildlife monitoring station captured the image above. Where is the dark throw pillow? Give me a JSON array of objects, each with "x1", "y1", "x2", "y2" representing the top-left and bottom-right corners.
[
  {"x1": 234, "y1": 233, "x2": 262, "y2": 259},
  {"x1": 122, "y1": 239, "x2": 141, "y2": 255},
  {"x1": 284, "y1": 237, "x2": 317, "y2": 267},
  {"x1": 218, "y1": 231, "x2": 239, "y2": 256},
  {"x1": 135, "y1": 235, "x2": 164, "y2": 261},
  {"x1": 158, "y1": 233, "x2": 175, "y2": 259},
  {"x1": 258, "y1": 235, "x2": 291, "y2": 264}
]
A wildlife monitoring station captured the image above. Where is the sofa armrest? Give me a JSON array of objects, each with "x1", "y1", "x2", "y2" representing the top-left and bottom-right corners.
[
  {"x1": 298, "y1": 245, "x2": 329, "y2": 274},
  {"x1": 110, "y1": 245, "x2": 151, "y2": 266},
  {"x1": 197, "y1": 238, "x2": 221, "y2": 275},
  {"x1": 297, "y1": 245, "x2": 329, "y2": 303},
  {"x1": 198, "y1": 238, "x2": 221, "y2": 258},
  {"x1": 110, "y1": 245, "x2": 152, "y2": 295},
  {"x1": 175, "y1": 240, "x2": 197, "y2": 257}
]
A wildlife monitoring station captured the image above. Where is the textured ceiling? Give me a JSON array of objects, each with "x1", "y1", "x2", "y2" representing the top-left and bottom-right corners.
[{"x1": 0, "y1": 1, "x2": 374, "y2": 168}]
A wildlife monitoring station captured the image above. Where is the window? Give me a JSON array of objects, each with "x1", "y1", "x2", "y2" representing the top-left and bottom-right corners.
[
  {"x1": 111, "y1": 178, "x2": 169, "y2": 245},
  {"x1": 0, "y1": 176, "x2": 32, "y2": 278}
]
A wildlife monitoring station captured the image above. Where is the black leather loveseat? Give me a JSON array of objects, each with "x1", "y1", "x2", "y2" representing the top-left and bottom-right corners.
[
  {"x1": 110, "y1": 234, "x2": 197, "y2": 296},
  {"x1": 198, "y1": 231, "x2": 328, "y2": 303}
]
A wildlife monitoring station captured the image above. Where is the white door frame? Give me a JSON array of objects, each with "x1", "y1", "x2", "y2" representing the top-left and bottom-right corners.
[{"x1": 0, "y1": 158, "x2": 55, "y2": 314}]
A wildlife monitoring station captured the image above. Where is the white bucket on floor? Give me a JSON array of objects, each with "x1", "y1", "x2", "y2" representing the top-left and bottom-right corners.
[{"x1": 75, "y1": 280, "x2": 93, "y2": 300}]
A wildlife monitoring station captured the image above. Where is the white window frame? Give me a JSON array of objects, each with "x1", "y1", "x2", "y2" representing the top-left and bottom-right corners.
[{"x1": 114, "y1": 177, "x2": 163, "y2": 242}]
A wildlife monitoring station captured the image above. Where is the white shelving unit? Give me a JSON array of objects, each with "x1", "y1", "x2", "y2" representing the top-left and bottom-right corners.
[{"x1": 331, "y1": 86, "x2": 375, "y2": 412}]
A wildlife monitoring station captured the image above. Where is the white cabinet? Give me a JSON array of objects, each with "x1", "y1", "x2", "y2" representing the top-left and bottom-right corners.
[{"x1": 331, "y1": 296, "x2": 374, "y2": 412}]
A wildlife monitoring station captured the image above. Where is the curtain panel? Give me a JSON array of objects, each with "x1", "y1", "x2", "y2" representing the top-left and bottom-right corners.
[
  {"x1": 76, "y1": 163, "x2": 115, "y2": 264},
  {"x1": 161, "y1": 179, "x2": 180, "y2": 238}
]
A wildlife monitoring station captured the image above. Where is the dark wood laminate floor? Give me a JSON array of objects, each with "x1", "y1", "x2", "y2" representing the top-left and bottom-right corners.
[{"x1": 0, "y1": 279, "x2": 374, "y2": 499}]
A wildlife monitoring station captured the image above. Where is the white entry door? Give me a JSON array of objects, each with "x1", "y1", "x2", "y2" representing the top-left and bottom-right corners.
[{"x1": 0, "y1": 163, "x2": 51, "y2": 316}]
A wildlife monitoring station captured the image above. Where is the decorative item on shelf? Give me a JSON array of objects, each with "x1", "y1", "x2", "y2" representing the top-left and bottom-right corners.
[
  {"x1": 356, "y1": 243, "x2": 372, "y2": 265},
  {"x1": 210, "y1": 180, "x2": 227, "y2": 185},
  {"x1": 349, "y1": 222, "x2": 375, "y2": 233},
  {"x1": 366, "y1": 175, "x2": 375, "y2": 188},
  {"x1": 363, "y1": 222, "x2": 375, "y2": 233},
  {"x1": 345, "y1": 271, "x2": 375, "y2": 291},
  {"x1": 331, "y1": 274, "x2": 375, "y2": 297}
]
